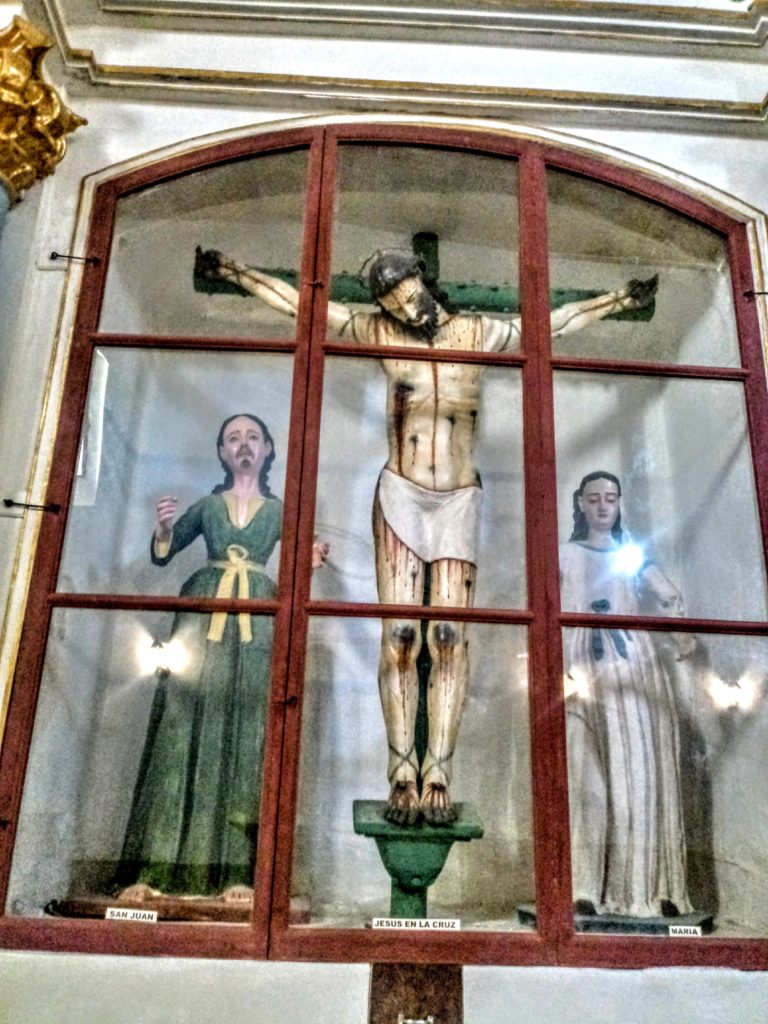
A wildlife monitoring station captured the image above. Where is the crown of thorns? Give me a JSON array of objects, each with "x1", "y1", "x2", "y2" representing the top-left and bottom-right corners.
[{"x1": 360, "y1": 249, "x2": 427, "y2": 300}]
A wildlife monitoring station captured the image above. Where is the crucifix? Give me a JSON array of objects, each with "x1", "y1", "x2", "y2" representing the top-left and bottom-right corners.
[{"x1": 194, "y1": 235, "x2": 657, "y2": 829}]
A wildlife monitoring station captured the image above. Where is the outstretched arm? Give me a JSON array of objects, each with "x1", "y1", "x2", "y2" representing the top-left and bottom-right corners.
[
  {"x1": 550, "y1": 274, "x2": 658, "y2": 339},
  {"x1": 640, "y1": 560, "x2": 696, "y2": 659},
  {"x1": 195, "y1": 247, "x2": 354, "y2": 334}
]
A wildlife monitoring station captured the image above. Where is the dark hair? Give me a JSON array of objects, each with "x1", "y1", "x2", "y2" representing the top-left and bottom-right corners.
[
  {"x1": 367, "y1": 250, "x2": 424, "y2": 301},
  {"x1": 213, "y1": 413, "x2": 276, "y2": 497},
  {"x1": 569, "y1": 470, "x2": 624, "y2": 543},
  {"x1": 365, "y1": 249, "x2": 457, "y2": 315}
]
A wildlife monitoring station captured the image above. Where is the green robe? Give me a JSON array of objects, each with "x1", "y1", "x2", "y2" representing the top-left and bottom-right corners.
[{"x1": 117, "y1": 493, "x2": 282, "y2": 895}]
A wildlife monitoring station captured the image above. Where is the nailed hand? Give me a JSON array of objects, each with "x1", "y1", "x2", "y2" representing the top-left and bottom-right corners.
[
  {"x1": 626, "y1": 273, "x2": 659, "y2": 308},
  {"x1": 194, "y1": 245, "x2": 224, "y2": 280}
]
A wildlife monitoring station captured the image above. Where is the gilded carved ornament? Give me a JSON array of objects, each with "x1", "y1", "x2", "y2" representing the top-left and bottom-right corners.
[{"x1": 0, "y1": 16, "x2": 86, "y2": 201}]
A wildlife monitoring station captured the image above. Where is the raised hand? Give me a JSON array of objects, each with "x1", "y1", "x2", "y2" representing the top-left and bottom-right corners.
[
  {"x1": 155, "y1": 495, "x2": 178, "y2": 542},
  {"x1": 312, "y1": 535, "x2": 330, "y2": 569}
]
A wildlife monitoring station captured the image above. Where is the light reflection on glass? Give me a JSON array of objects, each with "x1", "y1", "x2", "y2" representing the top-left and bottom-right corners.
[
  {"x1": 135, "y1": 627, "x2": 190, "y2": 677},
  {"x1": 609, "y1": 541, "x2": 645, "y2": 577},
  {"x1": 564, "y1": 666, "x2": 591, "y2": 700},
  {"x1": 708, "y1": 669, "x2": 762, "y2": 712}
]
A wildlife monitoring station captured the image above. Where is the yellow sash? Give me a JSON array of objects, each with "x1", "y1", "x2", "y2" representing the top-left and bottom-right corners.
[{"x1": 207, "y1": 544, "x2": 264, "y2": 643}]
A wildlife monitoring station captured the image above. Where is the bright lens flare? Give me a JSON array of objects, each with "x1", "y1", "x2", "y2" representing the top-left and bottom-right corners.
[
  {"x1": 708, "y1": 671, "x2": 760, "y2": 711},
  {"x1": 609, "y1": 542, "x2": 645, "y2": 577},
  {"x1": 564, "y1": 667, "x2": 590, "y2": 700},
  {"x1": 136, "y1": 632, "x2": 189, "y2": 676}
]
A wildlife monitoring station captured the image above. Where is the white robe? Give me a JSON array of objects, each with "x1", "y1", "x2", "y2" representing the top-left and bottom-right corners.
[{"x1": 560, "y1": 541, "x2": 692, "y2": 917}]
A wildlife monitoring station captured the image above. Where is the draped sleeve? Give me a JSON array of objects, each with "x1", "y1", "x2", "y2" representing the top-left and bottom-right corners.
[{"x1": 150, "y1": 497, "x2": 206, "y2": 566}]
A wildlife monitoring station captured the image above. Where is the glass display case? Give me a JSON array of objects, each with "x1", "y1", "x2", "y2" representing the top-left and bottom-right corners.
[
  {"x1": 1, "y1": 124, "x2": 767, "y2": 968},
  {"x1": 99, "y1": 151, "x2": 309, "y2": 340}
]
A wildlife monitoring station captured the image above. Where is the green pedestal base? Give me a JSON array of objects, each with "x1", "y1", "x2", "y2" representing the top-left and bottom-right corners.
[{"x1": 353, "y1": 800, "x2": 483, "y2": 919}]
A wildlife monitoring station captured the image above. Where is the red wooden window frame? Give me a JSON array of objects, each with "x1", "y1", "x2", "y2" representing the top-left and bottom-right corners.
[{"x1": 0, "y1": 123, "x2": 766, "y2": 969}]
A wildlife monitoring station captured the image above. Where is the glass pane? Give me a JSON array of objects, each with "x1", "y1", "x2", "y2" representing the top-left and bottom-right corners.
[
  {"x1": 99, "y1": 150, "x2": 308, "y2": 339},
  {"x1": 58, "y1": 349, "x2": 291, "y2": 595},
  {"x1": 547, "y1": 169, "x2": 739, "y2": 367},
  {"x1": 564, "y1": 628, "x2": 768, "y2": 938},
  {"x1": 311, "y1": 359, "x2": 526, "y2": 608},
  {"x1": 8, "y1": 608, "x2": 275, "y2": 920},
  {"x1": 292, "y1": 618, "x2": 534, "y2": 931},
  {"x1": 327, "y1": 145, "x2": 520, "y2": 352},
  {"x1": 555, "y1": 373, "x2": 768, "y2": 622}
]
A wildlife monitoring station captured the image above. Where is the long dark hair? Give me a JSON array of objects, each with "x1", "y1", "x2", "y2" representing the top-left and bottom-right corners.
[
  {"x1": 212, "y1": 413, "x2": 276, "y2": 497},
  {"x1": 569, "y1": 470, "x2": 624, "y2": 543}
]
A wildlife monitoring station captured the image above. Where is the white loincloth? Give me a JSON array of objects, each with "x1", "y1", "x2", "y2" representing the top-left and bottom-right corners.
[{"x1": 377, "y1": 468, "x2": 482, "y2": 565}]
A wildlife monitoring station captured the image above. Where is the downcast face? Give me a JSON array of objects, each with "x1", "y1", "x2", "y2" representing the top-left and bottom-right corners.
[
  {"x1": 578, "y1": 477, "x2": 621, "y2": 537},
  {"x1": 378, "y1": 276, "x2": 439, "y2": 339}
]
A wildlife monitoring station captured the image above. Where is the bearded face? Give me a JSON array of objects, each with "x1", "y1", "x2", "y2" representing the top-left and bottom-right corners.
[
  {"x1": 377, "y1": 276, "x2": 440, "y2": 342},
  {"x1": 217, "y1": 416, "x2": 272, "y2": 479}
]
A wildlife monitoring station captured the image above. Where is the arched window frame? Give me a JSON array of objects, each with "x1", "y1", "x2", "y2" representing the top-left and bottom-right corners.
[{"x1": 0, "y1": 122, "x2": 766, "y2": 968}]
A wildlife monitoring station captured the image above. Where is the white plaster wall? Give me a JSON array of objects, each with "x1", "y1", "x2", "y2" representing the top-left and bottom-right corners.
[
  {"x1": 3, "y1": 94, "x2": 768, "y2": 1017},
  {"x1": 464, "y1": 965, "x2": 768, "y2": 1023},
  {"x1": 578, "y1": 130, "x2": 768, "y2": 219},
  {"x1": 0, "y1": 953, "x2": 369, "y2": 1023},
  {"x1": 2, "y1": 954, "x2": 768, "y2": 1022},
  {"x1": 0, "y1": 186, "x2": 40, "y2": 428}
]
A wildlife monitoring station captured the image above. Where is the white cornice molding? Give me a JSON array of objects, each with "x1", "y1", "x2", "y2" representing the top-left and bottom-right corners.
[
  {"x1": 93, "y1": 0, "x2": 768, "y2": 49},
  {"x1": 51, "y1": 59, "x2": 768, "y2": 133},
  {"x1": 32, "y1": 0, "x2": 768, "y2": 130}
]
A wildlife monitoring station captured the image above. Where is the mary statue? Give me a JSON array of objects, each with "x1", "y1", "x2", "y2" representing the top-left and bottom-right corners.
[{"x1": 561, "y1": 470, "x2": 696, "y2": 919}]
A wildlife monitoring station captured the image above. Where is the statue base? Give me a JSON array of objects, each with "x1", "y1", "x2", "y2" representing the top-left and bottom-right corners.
[
  {"x1": 517, "y1": 902, "x2": 714, "y2": 935},
  {"x1": 353, "y1": 800, "x2": 483, "y2": 918},
  {"x1": 46, "y1": 894, "x2": 310, "y2": 924}
]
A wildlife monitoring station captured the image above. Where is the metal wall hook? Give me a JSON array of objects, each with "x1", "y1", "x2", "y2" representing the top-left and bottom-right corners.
[
  {"x1": 49, "y1": 251, "x2": 100, "y2": 266},
  {"x1": 2, "y1": 498, "x2": 61, "y2": 514}
]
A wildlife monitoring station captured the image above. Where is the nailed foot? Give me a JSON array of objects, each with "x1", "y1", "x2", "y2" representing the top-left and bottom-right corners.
[
  {"x1": 384, "y1": 779, "x2": 420, "y2": 826},
  {"x1": 420, "y1": 781, "x2": 458, "y2": 826},
  {"x1": 221, "y1": 884, "x2": 253, "y2": 903},
  {"x1": 118, "y1": 882, "x2": 161, "y2": 902}
]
